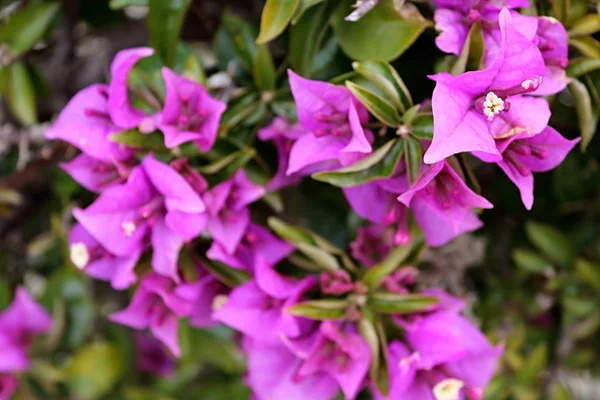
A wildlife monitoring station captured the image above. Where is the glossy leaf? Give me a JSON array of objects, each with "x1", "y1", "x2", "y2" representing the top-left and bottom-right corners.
[
  {"x1": 332, "y1": 0, "x2": 429, "y2": 62},
  {"x1": 66, "y1": 342, "x2": 124, "y2": 399},
  {"x1": 410, "y1": 113, "x2": 433, "y2": 139},
  {"x1": 147, "y1": 0, "x2": 191, "y2": 67},
  {"x1": 525, "y1": 221, "x2": 575, "y2": 267},
  {"x1": 257, "y1": 0, "x2": 300, "y2": 43},
  {"x1": 368, "y1": 292, "x2": 439, "y2": 314},
  {"x1": 0, "y1": 1, "x2": 60, "y2": 56},
  {"x1": 352, "y1": 60, "x2": 413, "y2": 112},
  {"x1": 289, "y1": 0, "x2": 336, "y2": 77},
  {"x1": 569, "y1": 78, "x2": 598, "y2": 151},
  {"x1": 404, "y1": 136, "x2": 422, "y2": 184},
  {"x1": 5, "y1": 61, "x2": 37, "y2": 125},
  {"x1": 312, "y1": 139, "x2": 404, "y2": 187},
  {"x1": 253, "y1": 44, "x2": 276, "y2": 91},
  {"x1": 286, "y1": 299, "x2": 347, "y2": 320},
  {"x1": 346, "y1": 81, "x2": 402, "y2": 126}
]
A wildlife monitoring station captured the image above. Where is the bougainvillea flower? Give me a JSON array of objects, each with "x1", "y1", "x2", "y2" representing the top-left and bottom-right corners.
[
  {"x1": 135, "y1": 332, "x2": 176, "y2": 377},
  {"x1": 475, "y1": 127, "x2": 580, "y2": 209},
  {"x1": 108, "y1": 47, "x2": 158, "y2": 130},
  {"x1": 298, "y1": 322, "x2": 371, "y2": 400},
  {"x1": 425, "y1": 9, "x2": 548, "y2": 164},
  {"x1": 204, "y1": 170, "x2": 265, "y2": 254},
  {"x1": 533, "y1": 16, "x2": 570, "y2": 95},
  {"x1": 69, "y1": 223, "x2": 141, "y2": 290},
  {"x1": 175, "y1": 262, "x2": 229, "y2": 328},
  {"x1": 258, "y1": 117, "x2": 336, "y2": 190},
  {"x1": 45, "y1": 84, "x2": 132, "y2": 162},
  {"x1": 434, "y1": 0, "x2": 536, "y2": 60},
  {"x1": 350, "y1": 224, "x2": 394, "y2": 267},
  {"x1": 207, "y1": 223, "x2": 293, "y2": 271},
  {"x1": 214, "y1": 277, "x2": 316, "y2": 343},
  {"x1": 398, "y1": 161, "x2": 493, "y2": 246},
  {"x1": 110, "y1": 274, "x2": 193, "y2": 357},
  {"x1": 0, "y1": 375, "x2": 18, "y2": 400},
  {"x1": 73, "y1": 154, "x2": 206, "y2": 281},
  {"x1": 159, "y1": 67, "x2": 226, "y2": 151},
  {"x1": 61, "y1": 154, "x2": 131, "y2": 193},
  {"x1": 246, "y1": 340, "x2": 339, "y2": 400},
  {"x1": 286, "y1": 70, "x2": 372, "y2": 174}
]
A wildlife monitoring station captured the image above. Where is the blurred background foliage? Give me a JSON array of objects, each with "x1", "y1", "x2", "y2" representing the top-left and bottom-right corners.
[{"x1": 0, "y1": 0, "x2": 599, "y2": 399}]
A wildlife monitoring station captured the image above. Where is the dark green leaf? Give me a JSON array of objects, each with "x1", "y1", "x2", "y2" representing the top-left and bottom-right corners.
[
  {"x1": 567, "y1": 57, "x2": 600, "y2": 77},
  {"x1": 291, "y1": 0, "x2": 325, "y2": 24},
  {"x1": 569, "y1": 36, "x2": 600, "y2": 59},
  {"x1": 312, "y1": 139, "x2": 404, "y2": 187},
  {"x1": 147, "y1": 0, "x2": 191, "y2": 67},
  {"x1": 517, "y1": 344, "x2": 547, "y2": 385},
  {"x1": 451, "y1": 21, "x2": 484, "y2": 75},
  {"x1": 199, "y1": 148, "x2": 256, "y2": 175},
  {"x1": 410, "y1": 113, "x2": 433, "y2": 139},
  {"x1": 368, "y1": 292, "x2": 439, "y2": 314},
  {"x1": 202, "y1": 260, "x2": 251, "y2": 287},
  {"x1": 221, "y1": 92, "x2": 260, "y2": 131},
  {"x1": 289, "y1": 0, "x2": 336, "y2": 77},
  {"x1": 569, "y1": 78, "x2": 598, "y2": 151},
  {"x1": 332, "y1": 0, "x2": 429, "y2": 62},
  {"x1": 286, "y1": 299, "x2": 348, "y2": 320},
  {"x1": 257, "y1": 0, "x2": 300, "y2": 43},
  {"x1": 512, "y1": 249, "x2": 553, "y2": 274},
  {"x1": 574, "y1": 259, "x2": 600, "y2": 291},
  {"x1": 352, "y1": 60, "x2": 413, "y2": 112},
  {"x1": 5, "y1": 61, "x2": 37, "y2": 125},
  {"x1": 525, "y1": 221, "x2": 575, "y2": 267},
  {"x1": 66, "y1": 342, "x2": 124, "y2": 399},
  {"x1": 221, "y1": 13, "x2": 258, "y2": 72},
  {"x1": 0, "y1": 1, "x2": 60, "y2": 56},
  {"x1": 404, "y1": 136, "x2": 422, "y2": 184},
  {"x1": 253, "y1": 44, "x2": 276, "y2": 91},
  {"x1": 552, "y1": 0, "x2": 569, "y2": 26},
  {"x1": 346, "y1": 81, "x2": 402, "y2": 126},
  {"x1": 569, "y1": 14, "x2": 600, "y2": 37}
]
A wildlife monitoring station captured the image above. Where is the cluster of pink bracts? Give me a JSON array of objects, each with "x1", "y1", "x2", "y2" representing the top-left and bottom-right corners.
[{"x1": 26, "y1": 1, "x2": 580, "y2": 399}]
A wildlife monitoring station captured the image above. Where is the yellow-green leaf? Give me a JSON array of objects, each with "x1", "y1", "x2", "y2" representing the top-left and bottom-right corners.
[
  {"x1": 257, "y1": 0, "x2": 301, "y2": 43},
  {"x1": 5, "y1": 61, "x2": 37, "y2": 125}
]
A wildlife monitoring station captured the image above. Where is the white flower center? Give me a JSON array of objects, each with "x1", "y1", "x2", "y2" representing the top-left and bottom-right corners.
[
  {"x1": 482, "y1": 92, "x2": 504, "y2": 121},
  {"x1": 121, "y1": 220, "x2": 137, "y2": 237},
  {"x1": 212, "y1": 294, "x2": 228, "y2": 311},
  {"x1": 70, "y1": 242, "x2": 90, "y2": 270},
  {"x1": 433, "y1": 378, "x2": 465, "y2": 400},
  {"x1": 521, "y1": 77, "x2": 542, "y2": 91}
]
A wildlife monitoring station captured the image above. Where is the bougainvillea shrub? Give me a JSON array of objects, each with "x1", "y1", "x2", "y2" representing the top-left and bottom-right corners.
[{"x1": 0, "y1": 0, "x2": 599, "y2": 399}]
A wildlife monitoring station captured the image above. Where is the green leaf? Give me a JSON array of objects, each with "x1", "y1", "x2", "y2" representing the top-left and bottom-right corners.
[
  {"x1": 566, "y1": 57, "x2": 600, "y2": 77},
  {"x1": 346, "y1": 81, "x2": 402, "y2": 126},
  {"x1": 5, "y1": 61, "x2": 37, "y2": 125},
  {"x1": 525, "y1": 221, "x2": 575, "y2": 267},
  {"x1": 352, "y1": 60, "x2": 413, "y2": 112},
  {"x1": 202, "y1": 259, "x2": 251, "y2": 287},
  {"x1": 257, "y1": 0, "x2": 300, "y2": 43},
  {"x1": 178, "y1": 324, "x2": 245, "y2": 373},
  {"x1": 569, "y1": 36, "x2": 600, "y2": 59},
  {"x1": 512, "y1": 249, "x2": 553, "y2": 274},
  {"x1": 332, "y1": 0, "x2": 429, "y2": 62},
  {"x1": 109, "y1": 129, "x2": 166, "y2": 150},
  {"x1": 221, "y1": 92, "x2": 261, "y2": 131},
  {"x1": 362, "y1": 230, "x2": 423, "y2": 289},
  {"x1": 572, "y1": 311, "x2": 600, "y2": 339},
  {"x1": 368, "y1": 293, "x2": 439, "y2": 314},
  {"x1": 253, "y1": 44, "x2": 276, "y2": 91},
  {"x1": 147, "y1": 0, "x2": 190, "y2": 67},
  {"x1": 286, "y1": 299, "x2": 348, "y2": 320},
  {"x1": 359, "y1": 312, "x2": 380, "y2": 385},
  {"x1": 66, "y1": 342, "x2": 124, "y2": 399},
  {"x1": 291, "y1": 0, "x2": 325, "y2": 24},
  {"x1": 451, "y1": 21, "x2": 484, "y2": 75},
  {"x1": 312, "y1": 139, "x2": 404, "y2": 187},
  {"x1": 199, "y1": 147, "x2": 256, "y2": 175},
  {"x1": 410, "y1": 113, "x2": 433, "y2": 139},
  {"x1": 569, "y1": 14, "x2": 600, "y2": 37},
  {"x1": 222, "y1": 13, "x2": 258, "y2": 72},
  {"x1": 0, "y1": 1, "x2": 60, "y2": 56},
  {"x1": 404, "y1": 136, "x2": 422, "y2": 184},
  {"x1": 109, "y1": 0, "x2": 148, "y2": 9},
  {"x1": 552, "y1": 0, "x2": 569, "y2": 26},
  {"x1": 289, "y1": 0, "x2": 336, "y2": 77},
  {"x1": 551, "y1": 383, "x2": 573, "y2": 400},
  {"x1": 569, "y1": 78, "x2": 598, "y2": 151},
  {"x1": 574, "y1": 259, "x2": 600, "y2": 291},
  {"x1": 517, "y1": 343, "x2": 547, "y2": 385},
  {"x1": 182, "y1": 51, "x2": 206, "y2": 85},
  {"x1": 268, "y1": 217, "x2": 316, "y2": 244}
]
